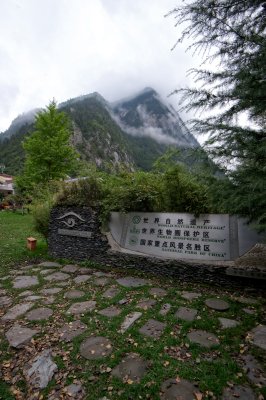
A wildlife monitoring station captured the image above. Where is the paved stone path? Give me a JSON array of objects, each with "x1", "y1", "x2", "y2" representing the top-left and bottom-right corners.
[{"x1": 0, "y1": 261, "x2": 265, "y2": 400}]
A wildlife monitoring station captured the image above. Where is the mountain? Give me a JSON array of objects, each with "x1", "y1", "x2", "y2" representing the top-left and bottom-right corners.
[
  {"x1": 0, "y1": 88, "x2": 203, "y2": 175},
  {"x1": 111, "y1": 87, "x2": 198, "y2": 148},
  {"x1": 0, "y1": 109, "x2": 40, "y2": 142}
]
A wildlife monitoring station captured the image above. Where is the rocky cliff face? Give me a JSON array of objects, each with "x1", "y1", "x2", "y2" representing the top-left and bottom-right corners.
[{"x1": 110, "y1": 87, "x2": 199, "y2": 148}]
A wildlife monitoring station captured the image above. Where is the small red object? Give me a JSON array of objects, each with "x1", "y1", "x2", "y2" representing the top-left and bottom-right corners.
[{"x1": 27, "y1": 237, "x2": 37, "y2": 251}]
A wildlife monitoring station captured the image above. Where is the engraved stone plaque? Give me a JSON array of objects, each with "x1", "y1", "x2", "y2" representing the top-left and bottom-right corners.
[{"x1": 110, "y1": 212, "x2": 230, "y2": 261}]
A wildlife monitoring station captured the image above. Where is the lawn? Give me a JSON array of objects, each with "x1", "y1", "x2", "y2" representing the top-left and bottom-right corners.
[{"x1": 0, "y1": 211, "x2": 48, "y2": 274}]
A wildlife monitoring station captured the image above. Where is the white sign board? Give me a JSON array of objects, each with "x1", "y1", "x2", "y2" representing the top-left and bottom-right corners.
[{"x1": 119, "y1": 212, "x2": 230, "y2": 261}]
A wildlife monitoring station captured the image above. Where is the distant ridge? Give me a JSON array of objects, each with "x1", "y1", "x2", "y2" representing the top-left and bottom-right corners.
[{"x1": 0, "y1": 88, "x2": 207, "y2": 175}]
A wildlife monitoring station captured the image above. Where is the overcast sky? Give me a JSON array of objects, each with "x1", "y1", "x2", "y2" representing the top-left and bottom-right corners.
[{"x1": 0, "y1": 0, "x2": 199, "y2": 133}]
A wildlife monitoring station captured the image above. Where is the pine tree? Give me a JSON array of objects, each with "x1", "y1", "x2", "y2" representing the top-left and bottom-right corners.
[
  {"x1": 168, "y1": 0, "x2": 266, "y2": 229},
  {"x1": 20, "y1": 100, "x2": 77, "y2": 189}
]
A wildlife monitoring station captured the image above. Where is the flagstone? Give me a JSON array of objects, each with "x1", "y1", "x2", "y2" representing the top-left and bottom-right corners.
[
  {"x1": 6, "y1": 323, "x2": 38, "y2": 348},
  {"x1": 234, "y1": 297, "x2": 258, "y2": 305},
  {"x1": 40, "y1": 287, "x2": 62, "y2": 295},
  {"x1": 64, "y1": 290, "x2": 85, "y2": 299},
  {"x1": 59, "y1": 320, "x2": 87, "y2": 342},
  {"x1": 0, "y1": 288, "x2": 7, "y2": 295},
  {"x1": 137, "y1": 299, "x2": 157, "y2": 310},
  {"x1": 24, "y1": 295, "x2": 43, "y2": 301},
  {"x1": 222, "y1": 385, "x2": 256, "y2": 400},
  {"x1": 56, "y1": 281, "x2": 69, "y2": 287},
  {"x1": 80, "y1": 336, "x2": 112, "y2": 359},
  {"x1": 61, "y1": 265, "x2": 79, "y2": 273},
  {"x1": 120, "y1": 312, "x2": 142, "y2": 333},
  {"x1": 139, "y1": 319, "x2": 166, "y2": 339},
  {"x1": 180, "y1": 291, "x2": 201, "y2": 301},
  {"x1": 26, "y1": 307, "x2": 53, "y2": 321},
  {"x1": 2, "y1": 302, "x2": 33, "y2": 321},
  {"x1": 93, "y1": 271, "x2": 108, "y2": 277},
  {"x1": 20, "y1": 264, "x2": 35, "y2": 270},
  {"x1": 24, "y1": 349, "x2": 58, "y2": 389},
  {"x1": 98, "y1": 306, "x2": 121, "y2": 318},
  {"x1": 65, "y1": 383, "x2": 85, "y2": 397},
  {"x1": 40, "y1": 269, "x2": 56, "y2": 276},
  {"x1": 44, "y1": 272, "x2": 70, "y2": 282},
  {"x1": 160, "y1": 378, "x2": 201, "y2": 400},
  {"x1": 111, "y1": 353, "x2": 149, "y2": 383},
  {"x1": 219, "y1": 317, "x2": 240, "y2": 329},
  {"x1": 149, "y1": 288, "x2": 167, "y2": 297},
  {"x1": 94, "y1": 277, "x2": 110, "y2": 286},
  {"x1": 242, "y1": 308, "x2": 256, "y2": 315},
  {"x1": 19, "y1": 290, "x2": 34, "y2": 297},
  {"x1": 205, "y1": 298, "x2": 230, "y2": 311},
  {"x1": 0, "y1": 296, "x2": 12, "y2": 306},
  {"x1": 175, "y1": 306, "x2": 198, "y2": 322},
  {"x1": 78, "y1": 267, "x2": 93, "y2": 274},
  {"x1": 42, "y1": 296, "x2": 56, "y2": 305},
  {"x1": 159, "y1": 303, "x2": 171, "y2": 316},
  {"x1": 74, "y1": 275, "x2": 91, "y2": 284},
  {"x1": 13, "y1": 276, "x2": 39, "y2": 289},
  {"x1": 118, "y1": 298, "x2": 128, "y2": 305},
  {"x1": 67, "y1": 301, "x2": 96, "y2": 315},
  {"x1": 250, "y1": 325, "x2": 266, "y2": 350},
  {"x1": 187, "y1": 330, "x2": 220, "y2": 348},
  {"x1": 240, "y1": 354, "x2": 266, "y2": 386},
  {"x1": 38, "y1": 261, "x2": 61, "y2": 268},
  {"x1": 102, "y1": 287, "x2": 120, "y2": 299},
  {"x1": 116, "y1": 277, "x2": 149, "y2": 288}
]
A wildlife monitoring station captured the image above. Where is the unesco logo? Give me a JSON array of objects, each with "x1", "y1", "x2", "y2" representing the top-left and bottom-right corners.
[{"x1": 132, "y1": 215, "x2": 141, "y2": 224}]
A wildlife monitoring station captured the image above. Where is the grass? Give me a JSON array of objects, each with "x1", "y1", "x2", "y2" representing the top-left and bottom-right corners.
[{"x1": 0, "y1": 211, "x2": 48, "y2": 274}]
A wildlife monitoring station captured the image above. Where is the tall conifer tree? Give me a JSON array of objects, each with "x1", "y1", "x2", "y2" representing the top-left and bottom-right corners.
[{"x1": 169, "y1": 0, "x2": 266, "y2": 229}]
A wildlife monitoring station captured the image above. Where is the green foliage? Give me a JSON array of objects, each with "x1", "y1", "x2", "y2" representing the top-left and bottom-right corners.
[
  {"x1": 168, "y1": 0, "x2": 266, "y2": 229},
  {"x1": 56, "y1": 175, "x2": 104, "y2": 208},
  {"x1": 31, "y1": 201, "x2": 52, "y2": 240},
  {"x1": 19, "y1": 100, "x2": 78, "y2": 191},
  {"x1": 0, "y1": 123, "x2": 31, "y2": 175},
  {"x1": 31, "y1": 181, "x2": 62, "y2": 239},
  {"x1": 100, "y1": 171, "x2": 163, "y2": 225},
  {"x1": 162, "y1": 165, "x2": 209, "y2": 215},
  {"x1": 54, "y1": 157, "x2": 211, "y2": 227}
]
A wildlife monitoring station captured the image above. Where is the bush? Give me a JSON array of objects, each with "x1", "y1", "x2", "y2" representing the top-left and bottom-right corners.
[
  {"x1": 162, "y1": 165, "x2": 210, "y2": 215},
  {"x1": 31, "y1": 182, "x2": 61, "y2": 239},
  {"x1": 53, "y1": 165, "x2": 211, "y2": 227},
  {"x1": 100, "y1": 171, "x2": 163, "y2": 226},
  {"x1": 55, "y1": 175, "x2": 104, "y2": 207},
  {"x1": 32, "y1": 200, "x2": 52, "y2": 240},
  {"x1": 27, "y1": 150, "x2": 215, "y2": 239}
]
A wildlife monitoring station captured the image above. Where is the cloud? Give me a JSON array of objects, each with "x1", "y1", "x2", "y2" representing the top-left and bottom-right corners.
[{"x1": 0, "y1": 0, "x2": 198, "y2": 132}]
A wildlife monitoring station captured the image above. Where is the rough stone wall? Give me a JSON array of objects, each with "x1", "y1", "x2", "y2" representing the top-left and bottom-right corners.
[
  {"x1": 48, "y1": 206, "x2": 110, "y2": 260},
  {"x1": 48, "y1": 207, "x2": 265, "y2": 290}
]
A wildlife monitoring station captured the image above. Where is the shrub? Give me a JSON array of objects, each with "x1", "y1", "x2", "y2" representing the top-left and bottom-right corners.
[
  {"x1": 31, "y1": 181, "x2": 61, "y2": 239},
  {"x1": 32, "y1": 201, "x2": 52, "y2": 240},
  {"x1": 162, "y1": 165, "x2": 210, "y2": 215},
  {"x1": 55, "y1": 175, "x2": 103, "y2": 207},
  {"x1": 100, "y1": 171, "x2": 163, "y2": 226}
]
